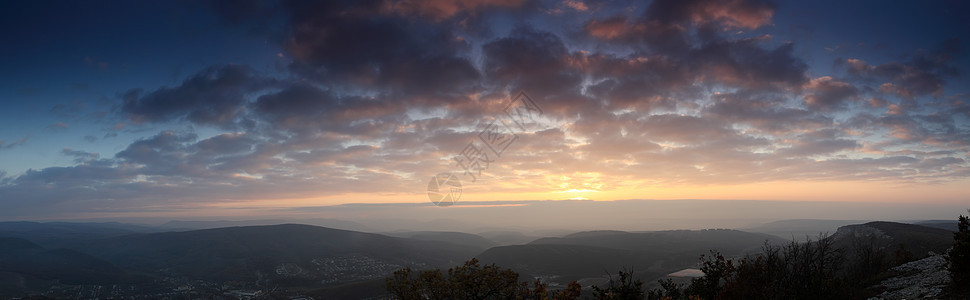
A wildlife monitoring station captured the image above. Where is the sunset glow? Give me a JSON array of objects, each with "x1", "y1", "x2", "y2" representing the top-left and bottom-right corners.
[{"x1": 1, "y1": 0, "x2": 968, "y2": 220}]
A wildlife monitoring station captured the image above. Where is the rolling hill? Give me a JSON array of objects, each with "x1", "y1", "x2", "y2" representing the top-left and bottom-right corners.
[
  {"x1": 477, "y1": 229, "x2": 787, "y2": 284},
  {"x1": 0, "y1": 221, "x2": 158, "y2": 248},
  {"x1": 66, "y1": 224, "x2": 481, "y2": 284},
  {"x1": 0, "y1": 237, "x2": 122, "y2": 288},
  {"x1": 743, "y1": 219, "x2": 869, "y2": 239},
  {"x1": 383, "y1": 231, "x2": 497, "y2": 251}
]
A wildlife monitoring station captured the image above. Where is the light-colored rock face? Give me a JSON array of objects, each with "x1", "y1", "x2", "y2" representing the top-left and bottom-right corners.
[
  {"x1": 869, "y1": 255, "x2": 950, "y2": 300},
  {"x1": 832, "y1": 224, "x2": 889, "y2": 240}
]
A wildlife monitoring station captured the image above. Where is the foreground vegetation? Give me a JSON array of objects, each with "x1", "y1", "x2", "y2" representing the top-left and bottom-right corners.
[
  {"x1": 385, "y1": 210, "x2": 970, "y2": 299},
  {"x1": 385, "y1": 258, "x2": 581, "y2": 300},
  {"x1": 948, "y1": 210, "x2": 970, "y2": 294}
]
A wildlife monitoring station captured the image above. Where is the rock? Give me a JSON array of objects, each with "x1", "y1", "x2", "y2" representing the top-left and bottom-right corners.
[{"x1": 868, "y1": 254, "x2": 950, "y2": 300}]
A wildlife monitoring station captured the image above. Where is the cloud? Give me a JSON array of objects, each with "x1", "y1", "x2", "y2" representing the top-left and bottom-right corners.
[
  {"x1": 253, "y1": 83, "x2": 408, "y2": 137},
  {"x1": 121, "y1": 65, "x2": 274, "y2": 127},
  {"x1": 62, "y1": 148, "x2": 100, "y2": 163},
  {"x1": 644, "y1": 0, "x2": 775, "y2": 30},
  {"x1": 562, "y1": 0, "x2": 588, "y2": 12},
  {"x1": 2, "y1": 0, "x2": 969, "y2": 218},
  {"x1": 584, "y1": 16, "x2": 633, "y2": 40},
  {"x1": 379, "y1": 0, "x2": 525, "y2": 20},
  {"x1": 803, "y1": 76, "x2": 859, "y2": 111},
  {"x1": 483, "y1": 27, "x2": 582, "y2": 98},
  {"x1": 0, "y1": 136, "x2": 29, "y2": 150},
  {"x1": 704, "y1": 91, "x2": 831, "y2": 134},
  {"x1": 775, "y1": 129, "x2": 858, "y2": 156},
  {"x1": 584, "y1": 10, "x2": 808, "y2": 95},
  {"x1": 841, "y1": 40, "x2": 961, "y2": 102},
  {"x1": 689, "y1": 39, "x2": 808, "y2": 90},
  {"x1": 283, "y1": 0, "x2": 481, "y2": 98}
]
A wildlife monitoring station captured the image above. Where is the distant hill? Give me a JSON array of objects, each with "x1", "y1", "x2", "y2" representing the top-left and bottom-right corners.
[
  {"x1": 159, "y1": 218, "x2": 374, "y2": 232},
  {"x1": 914, "y1": 220, "x2": 958, "y2": 232},
  {"x1": 0, "y1": 237, "x2": 122, "y2": 285},
  {"x1": 743, "y1": 219, "x2": 869, "y2": 239},
  {"x1": 477, "y1": 229, "x2": 786, "y2": 284},
  {"x1": 159, "y1": 219, "x2": 292, "y2": 230},
  {"x1": 0, "y1": 221, "x2": 159, "y2": 248},
  {"x1": 531, "y1": 229, "x2": 785, "y2": 252},
  {"x1": 67, "y1": 224, "x2": 481, "y2": 284},
  {"x1": 383, "y1": 231, "x2": 497, "y2": 251},
  {"x1": 828, "y1": 221, "x2": 953, "y2": 257},
  {"x1": 477, "y1": 231, "x2": 542, "y2": 245}
]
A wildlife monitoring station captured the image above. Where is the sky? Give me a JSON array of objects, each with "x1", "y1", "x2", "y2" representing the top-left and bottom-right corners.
[{"x1": 0, "y1": 0, "x2": 969, "y2": 221}]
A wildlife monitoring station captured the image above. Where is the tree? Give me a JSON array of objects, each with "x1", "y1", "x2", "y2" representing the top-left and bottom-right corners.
[
  {"x1": 449, "y1": 259, "x2": 521, "y2": 299},
  {"x1": 554, "y1": 281, "x2": 582, "y2": 300},
  {"x1": 686, "y1": 251, "x2": 731, "y2": 300},
  {"x1": 385, "y1": 259, "x2": 581, "y2": 300},
  {"x1": 948, "y1": 210, "x2": 970, "y2": 291},
  {"x1": 647, "y1": 278, "x2": 686, "y2": 300},
  {"x1": 592, "y1": 269, "x2": 645, "y2": 300}
]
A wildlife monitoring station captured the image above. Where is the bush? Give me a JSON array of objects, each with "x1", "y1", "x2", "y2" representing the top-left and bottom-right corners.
[
  {"x1": 592, "y1": 269, "x2": 645, "y2": 300},
  {"x1": 646, "y1": 234, "x2": 902, "y2": 300},
  {"x1": 385, "y1": 258, "x2": 581, "y2": 300}
]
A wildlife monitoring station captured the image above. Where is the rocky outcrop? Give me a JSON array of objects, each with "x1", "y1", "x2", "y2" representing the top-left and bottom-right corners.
[
  {"x1": 831, "y1": 224, "x2": 889, "y2": 240},
  {"x1": 869, "y1": 254, "x2": 950, "y2": 300}
]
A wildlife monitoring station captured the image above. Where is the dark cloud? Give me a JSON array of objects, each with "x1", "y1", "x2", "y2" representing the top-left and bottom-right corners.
[
  {"x1": 688, "y1": 39, "x2": 808, "y2": 90},
  {"x1": 483, "y1": 27, "x2": 582, "y2": 98},
  {"x1": 579, "y1": 4, "x2": 806, "y2": 109},
  {"x1": 193, "y1": 133, "x2": 255, "y2": 156},
  {"x1": 121, "y1": 65, "x2": 274, "y2": 127},
  {"x1": 584, "y1": 0, "x2": 776, "y2": 52},
  {"x1": 253, "y1": 83, "x2": 406, "y2": 137},
  {"x1": 116, "y1": 131, "x2": 201, "y2": 176},
  {"x1": 283, "y1": 0, "x2": 480, "y2": 98},
  {"x1": 580, "y1": 53, "x2": 691, "y2": 111},
  {"x1": 803, "y1": 76, "x2": 859, "y2": 111},
  {"x1": 842, "y1": 40, "x2": 962, "y2": 103}
]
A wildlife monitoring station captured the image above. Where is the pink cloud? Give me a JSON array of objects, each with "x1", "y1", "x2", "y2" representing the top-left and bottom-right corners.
[
  {"x1": 584, "y1": 16, "x2": 636, "y2": 40},
  {"x1": 380, "y1": 0, "x2": 524, "y2": 20},
  {"x1": 563, "y1": 0, "x2": 588, "y2": 12},
  {"x1": 689, "y1": 0, "x2": 775, "y2": 29}
]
